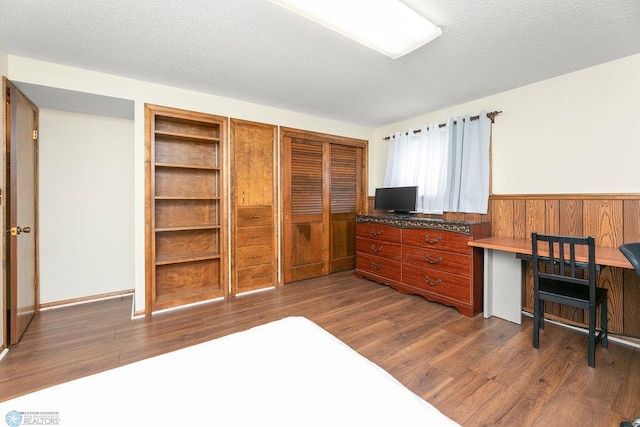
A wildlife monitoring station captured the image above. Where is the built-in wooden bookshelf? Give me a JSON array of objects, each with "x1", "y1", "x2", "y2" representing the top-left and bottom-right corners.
[{"x1": 145, "y1": 104, "x2": 228, "y2": 313}]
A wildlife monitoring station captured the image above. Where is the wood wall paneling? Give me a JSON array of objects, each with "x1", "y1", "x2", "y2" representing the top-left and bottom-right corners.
[
  {"x1": 490, "y1": 199, "x2": 514, "y2": 237},
  {"x1": 489, "y1": 194, "x2": 640, "y2": 337},
  {"x1": 583, "y1": 200, "x2": 623, "y2": 248},
  {"x1": 559, "y1": 199, "x2": 583, "y2": 236},
  {"x1": 624, "y1": 200, "x2": 640, "y2": 242},
  {"x1": 513, "y1": 199, "x2": 527, "y2": 238}
]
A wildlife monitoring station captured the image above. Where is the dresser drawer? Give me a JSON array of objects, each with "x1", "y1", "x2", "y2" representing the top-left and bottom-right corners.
[
  {"x1": 356, "y1": 253, "x2": 401, "y2": 282},
  {"x1": 237, "y1": 206, "x2": 273, "y2": 227},
  {"x1": 237, "y1": 226, "x2": 273, "y2": 247},
  {"x1": 402, "y1": 228, "x2": 470, "y2": 254},
  {"x1": 402, "y1": 264, "x2": 470, "y2": 303},
  {"x1": 402, "y1": 246, "x2": 470, "y2": 276},
  {"x1": 237, "y1": 244, "x2": 273, "y2": 267},
  {"x1": 356, "y1": 223, "x2": 401, "y2": 243},
  {"x1": 356, "y1": 237, "x2": 402, "y2": 261},
  {"x1": 237, "y1": 264, "x2": 275, "y2": 288}
]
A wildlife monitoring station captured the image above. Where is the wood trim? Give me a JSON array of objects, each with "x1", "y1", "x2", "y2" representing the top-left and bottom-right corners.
[
  {"x1": 39, "y1": 290, "x2": 134, "y2": 310},
  {"x1": 279, "y1": 127, "x2": 367, "y2": 149},
  {"x1": 1, "y1": 77, "x2": 7, "y2": 348},
  {"x1": 143, "y1": 103, "x2": 228, "y2": 125},
  {"x1": 144, "y1": 104, "x2": 153, "y2": 315}
]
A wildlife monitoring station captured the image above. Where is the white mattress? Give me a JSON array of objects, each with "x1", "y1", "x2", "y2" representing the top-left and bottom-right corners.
[{"x1": 0, "y1": 316, "x2": 459, "y2": 426}]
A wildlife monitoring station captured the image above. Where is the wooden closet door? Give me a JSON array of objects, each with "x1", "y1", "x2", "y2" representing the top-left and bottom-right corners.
[
  {"x1": 230, "y1": 119, "x2": 277, "y2": 295},
  {"x1": 282, "y1": 136, "x2": 327, "y2": 283},
  {"x1": 329, "y1": 144, "x2": 362, "y2": 272},
  {"x1": 282, "y1": 129, "x2": 367, "y2": 283}
]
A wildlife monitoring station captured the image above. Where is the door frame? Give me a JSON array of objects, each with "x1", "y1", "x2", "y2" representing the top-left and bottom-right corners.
[{"x1": 1, "y1": 76, "x2": 6, "y2": 350}]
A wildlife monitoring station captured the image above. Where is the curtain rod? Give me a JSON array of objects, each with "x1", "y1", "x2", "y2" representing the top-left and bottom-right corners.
[{"x1": 382, "y1": 110, "x2": 502, "y2": 141}]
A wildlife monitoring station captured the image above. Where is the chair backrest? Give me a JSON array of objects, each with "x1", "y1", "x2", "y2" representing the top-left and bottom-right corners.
[
  {"x1": 531, "y1": 233, "x2": 597, "y2": 299},
  {"x1": 619, "y1": 242, "x2": 640, "y2": 277}
]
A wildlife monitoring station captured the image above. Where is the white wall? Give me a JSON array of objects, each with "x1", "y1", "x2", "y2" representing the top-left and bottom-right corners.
[
  {"x1": 38, "y1": 109, "x2": 134, "y2": 304},
  {"x1": 7, "y1": 55, "x2": 374, "y2": 313},
  {"x1": 372, "y1": 53, "x2": 640, "y2": 195},
  {"x1": 0, "y1": 45, "x2": 7, "y2": 76}
]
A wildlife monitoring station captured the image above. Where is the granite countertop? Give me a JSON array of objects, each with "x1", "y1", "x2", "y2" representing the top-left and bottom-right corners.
[{"x1": 356, "y1": 214, "x2": 489, "y2": 234}]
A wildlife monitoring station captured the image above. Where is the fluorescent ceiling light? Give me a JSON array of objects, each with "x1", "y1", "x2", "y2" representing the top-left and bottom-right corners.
[{"x1": 270, "y1": 0, "x2": 442, "y2": 59}]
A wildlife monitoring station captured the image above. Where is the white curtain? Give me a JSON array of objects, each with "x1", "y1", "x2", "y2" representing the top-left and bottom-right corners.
[
  {"x1": 384, "y1": 121, "x2": 452, "y2": 214},
  {"x1": 383, "y1": 112, "x2": 491, "y2": 214}
]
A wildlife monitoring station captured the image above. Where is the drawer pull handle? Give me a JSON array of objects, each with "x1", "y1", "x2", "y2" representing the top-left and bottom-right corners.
[
  {"x1": 250, "y1": 235, "x2": 261, "y2": 239},
  {"x1": 370, "y1": 229, "x2": 384, "y2": 236},
  {"x1": 252, "y1": 274, "x2": 263, "y2": 278},
  {"x1": 423, "y1": 275, "x2": 442, "y2": 286},
  {"x1": 424, "y1": 255, "x2": 442, "y2": 264},
  {"x1": 424, "y1": 235, "x2": 441, "y2": 244},
  {"x1": 250, "y1": 255, "x2": 262, "y2": 259},
  {"x1": 371, "y1": 262, "x2": 383, "y2": 271},
  {"x1": 250, "y1": 215, "x2": 261, "y2": 219},
  {"x1": 371, "y1": 244, "x2": 383, "y2": 252}
]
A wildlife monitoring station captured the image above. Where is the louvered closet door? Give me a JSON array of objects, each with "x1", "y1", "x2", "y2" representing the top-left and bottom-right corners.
[
  {"x1": 282, "y1": 137, "x2": 327, "y2": 282},
  {"x1": 282, "y1": 130, "x2": 367, "y2": 283},
  {"x1": 330, "y1": 144, "x2": 361, "y2": 272}
]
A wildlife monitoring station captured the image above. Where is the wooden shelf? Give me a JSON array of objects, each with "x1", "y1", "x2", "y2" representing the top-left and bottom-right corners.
[
  {"x1": 155, "y1": 162, "x2": 220, "y2": 171},
  {"x1": 154, "y1": 130, "x2": 220, "y2": 144},
  {"x1": 156, "y1": 224, "x2": 220, "y2": 232},
  {"x1": 155, "y1": 196, "x2": 220, "y2": 201},
  {"x1": 155, "y1": 252, "x2": 221, "y2": 266}
]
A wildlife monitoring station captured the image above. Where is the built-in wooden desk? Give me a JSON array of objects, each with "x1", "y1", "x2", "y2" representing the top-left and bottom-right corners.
[
  {"x1": 469, "y1": 236, "x2": 632, "y2": 268},
  {"x1": 468, "y1": 236, "x2": 633, "y2": 324}
]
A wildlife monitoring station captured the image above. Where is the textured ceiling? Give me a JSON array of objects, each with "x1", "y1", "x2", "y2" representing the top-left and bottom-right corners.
[{"x1": 1, "y1": 0, "x2": 639, "y2": 127}]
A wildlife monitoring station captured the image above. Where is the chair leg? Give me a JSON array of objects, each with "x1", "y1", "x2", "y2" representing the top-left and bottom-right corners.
[
  {"x1": 533, "y1": 298, "x2": 540, "y2": 349},
  {"x1": 539, "y1": 300, "x2": 545, "y2": 330},
  {"x1": 588, "y1": 305, "x2": 596, "y2": 368},
  {"x1": 602, "y1": 298, "x2": 608, "y2": 349}
]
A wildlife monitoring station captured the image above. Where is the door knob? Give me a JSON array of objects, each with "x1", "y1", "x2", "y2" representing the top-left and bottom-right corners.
[{"x1": 8, "y1": 226, "x2": 32, "y2": 235}]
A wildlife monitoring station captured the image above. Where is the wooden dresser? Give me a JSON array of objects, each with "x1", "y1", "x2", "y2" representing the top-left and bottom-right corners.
[
  {"x1": 235, "y1": 206, "x2": 276, "y2": 291},
  {"x1": 355, "y1": 215, "x2": 491, "y2": 317}
]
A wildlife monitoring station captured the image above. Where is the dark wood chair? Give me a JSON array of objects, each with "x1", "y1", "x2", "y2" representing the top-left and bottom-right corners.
[
  {"x1": 618, "y1": 243, "x2": 640, "y2": 427},
  {"x1": 531, "y1": 233, "x2": 608, "y2": 368},
  {"x1": 619, "y1": 242, "x2": 640, "y2": 277}
]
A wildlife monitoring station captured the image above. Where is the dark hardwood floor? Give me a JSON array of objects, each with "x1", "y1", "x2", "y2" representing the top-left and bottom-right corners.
[{"x1": 1, "y1": 270, "x2": 638, "y2": 426}]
